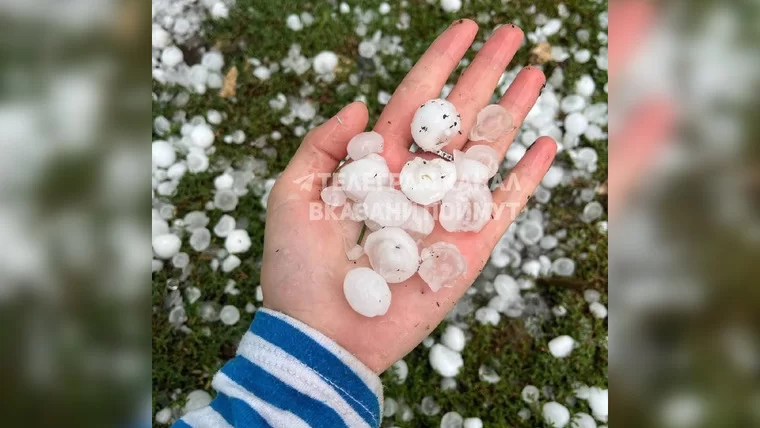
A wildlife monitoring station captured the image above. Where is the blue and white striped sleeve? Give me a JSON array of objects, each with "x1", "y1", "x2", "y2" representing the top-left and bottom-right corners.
[{"x1": 173, "y1": 308, "x2": 384, "y2": 428}]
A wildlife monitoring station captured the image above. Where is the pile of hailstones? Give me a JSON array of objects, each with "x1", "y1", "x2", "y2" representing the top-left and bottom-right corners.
[{"x1": 328, "y1": 99, "x2": 515, "y2": 317}]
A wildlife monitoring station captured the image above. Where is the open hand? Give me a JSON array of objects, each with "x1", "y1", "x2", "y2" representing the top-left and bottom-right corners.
[{"x1": 261, "y1": 20, "x2": 556, "y2": 373}]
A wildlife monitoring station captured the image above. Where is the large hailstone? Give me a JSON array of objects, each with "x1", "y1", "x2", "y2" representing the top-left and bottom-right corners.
[
  {"x1": 419, "y1": 242, "x2": 467, "y2": 292},
  {"x1": 312, "y1": 51, "x2": 339, "y2": 75},
  {"x1": 429, "y1": 344, "x2": 463, "y2": 377},
  {"x1": 190, "y1": 123, "x2": 215, "y2": 148},
  {"x1": 152, "y1": 234, "x2": 181, "y2": 259},
  {"x1": 225, "y1": 229, "x2": 251, "y2": 254},
  {"x1": 152, "y1": 140, "x2": 176, "y2": 168},
  {"x1": 464, "y1": 145, "x2": 500, "y2": 178},
  {"x1": 336, "y1": 153, "x2": 391, "y2": 200},
  {"x1": 343, "y1": 267, "x2": 392, "y2": 317},
  {"x1": 401, "y1": 204, "x2": 435, "y2": 240},
  {"x1": 439, "y1": 182, "x2": 493, "y2": 232},
  {"x1": 440, "y1": 325, "x2": 466, "y2": 352},
  {"x1": 347, "y1": 131, "x2": 384, "y2": 160},
  {"x1": 543, "y1": 401, "x2": 571, "y2": 428},
  {"x1": 399, "y1": 157, "x2": 457, "y2": 205},
  {"x1": 453, "y1": 150, "x2": 490, "y2": 184},
  {"x1": 469, "y1": 104, "x2": 514, "y2": 142},
  {"x1": 411, "y1": 98, "x2": 461, "y2": 152},
  {"x1": 364, "y1": 227, "x2": 419, "y2": 283},
  {"x1": 548, "y1": 335, "x2": 576, "y2": 358},
  {"x1": 361, "y1": 188, "x2": 413, "y2": 227}
]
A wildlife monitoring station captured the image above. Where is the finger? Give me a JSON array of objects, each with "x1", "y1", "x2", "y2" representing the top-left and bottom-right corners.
[
  {"x1": 374, "y1": 19, "x2": 478, "y2": 166},
  {"x1": 609, "y1": 99, "x2": 673, "y2": 216},
  {"x1": 443, "y1": 24, "x2": 525, "y2": 153},
  {"x1": 484, "y1": 136, "x2": 557, "y2": 244},
  {"x1": 461, "y1": 65, "x2": 546, "y2": 156},
  {"x1": 273, "y1": 102, "x2": 369, "y2": 202}
]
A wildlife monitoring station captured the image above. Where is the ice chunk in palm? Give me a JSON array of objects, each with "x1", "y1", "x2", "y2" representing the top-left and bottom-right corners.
[
  {"x1": 469, "y1": 104, "x2": 513, "y2": 142},
  {"x1": 320, "y1": 186, "x2": 347, "y2": 207},
  {"x1": 400, "y1": 158, "x2": 457, "y2": 205},
  {"x1": 336, "y1": 153, "x2": 391, "y2": 200},
  {"x1": 419, "y1": 242, "x2": 467, "y2": 292},
  {"x1": 401, "y1": 205, "x2": 435, "y2": 240},
  {"x1": 548, "y1": 335, "x2": 576, "y2": 358},
  {"x1": 364, "y1": 227, "x2": 419, "y2": 283},
  {"x1": 429, "y1": 344, "x2": 463, "y2": 377},
  {"x1": 346, "y1": 244, "x2": 364, "y2": 261},
  {"x1": 464, "y1": 145, "x2": 500, "y2": 178},
  {"x1": 439, "y1": 182, "x2": 493, "y2": 232},
  {"x1": 411, "y1": 98, "x2": 461, "y2": 152},
  {"x1": 453, "y1": 150, "x2": 491, "y2": 184},
  {"x1": 343, "y1": 267, "x2": 392, "y2": 317},
  {"x1": 362, "y1": 188, "x2": 413, "y2": 227},
  {"x1": 347, "y1": 131, "x2": 384, "y2": 160},
  {"x1": 543, "y1": 402, "x2": 570, "y2": 428}
]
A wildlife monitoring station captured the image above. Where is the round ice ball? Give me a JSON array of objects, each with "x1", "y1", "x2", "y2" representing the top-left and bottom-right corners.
[
  {"x1": 152, "y1": 140, "x2": 176, "y2": 168},
  {"x1": 220, "y1": 305, "x2": 241, "y2": 325},
  {"x1": 152, "y1": 233, "x2": 181, "y2": 259},
  {"x1": 190, "y1": 124, "x2": 215, "y2": 148},
  {"x1": 548, "y1": 335, "x2": 576, "y2": 358},
  {"x1": 441, "y1": 0, "x2": 463, "y2": 13},
  {"x1": 411, "y1": 98, "x2": 461, "y2": 152},
  {"x1": 429, "y1": 344, "x2": 463, "y2": 377},
  {"x1": 343, "y1": 267, "x2": 392, "y2": 317},
  {"x1": 313, "y1": 51, "x2": 338, "y2": 74},
  {"x1": 225, "y1": 229, "x2": 251, "y2": 254},
  {"x1": 160, "y1": 46, "x2": 183, "y2": 67},
  {"x1": 565, "y1": 112, "x2": 589, "y2": 135},
  {"x1": 543, "y1": 401, "x2": 570, "y2": 427},
  {"x1": 440, "y1": 325, "x2": 466, "y2": 352}
]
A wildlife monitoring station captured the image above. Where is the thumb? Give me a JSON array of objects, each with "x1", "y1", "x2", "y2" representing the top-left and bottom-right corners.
[{"x1": 275, "y1": 101, "x2": 369, "y2": 201}]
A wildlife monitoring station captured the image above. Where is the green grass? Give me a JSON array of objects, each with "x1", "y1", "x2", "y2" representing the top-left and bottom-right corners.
[{"x1": 152, "y1": 0, "x2": 608, "y2": 425}]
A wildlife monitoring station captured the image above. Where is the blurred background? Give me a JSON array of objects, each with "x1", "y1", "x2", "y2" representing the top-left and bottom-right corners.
[
  {"x1": 609, "y1": 1, "x2": 760, "y2": 427},
  {"x1": 0, "y1": 0, "x2": 756, "y2": 427}
]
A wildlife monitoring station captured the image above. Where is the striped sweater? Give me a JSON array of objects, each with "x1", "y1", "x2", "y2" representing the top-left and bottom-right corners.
[{"x1": 173, "y1": 309, "x2": 383, "y2": 428}]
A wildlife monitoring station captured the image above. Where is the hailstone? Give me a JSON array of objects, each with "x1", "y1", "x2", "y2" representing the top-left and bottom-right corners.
[{"x1": 411, "y1": 98, "x2": 462, "y2": 152}]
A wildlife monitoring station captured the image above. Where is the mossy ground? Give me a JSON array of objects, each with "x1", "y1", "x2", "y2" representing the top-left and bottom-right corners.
[{"x1": 152, "y1": 0, "x2": 608, "y2": 426}]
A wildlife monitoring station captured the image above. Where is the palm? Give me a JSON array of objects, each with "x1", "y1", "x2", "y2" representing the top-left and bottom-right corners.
[{"x1": 261, "y1": 20, "x2": 556, "y2": 373}]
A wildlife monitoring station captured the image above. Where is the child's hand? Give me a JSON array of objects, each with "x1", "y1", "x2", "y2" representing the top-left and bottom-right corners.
[{"x1": 260, "y1": 20, "x2": 556, "y2": 373}]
